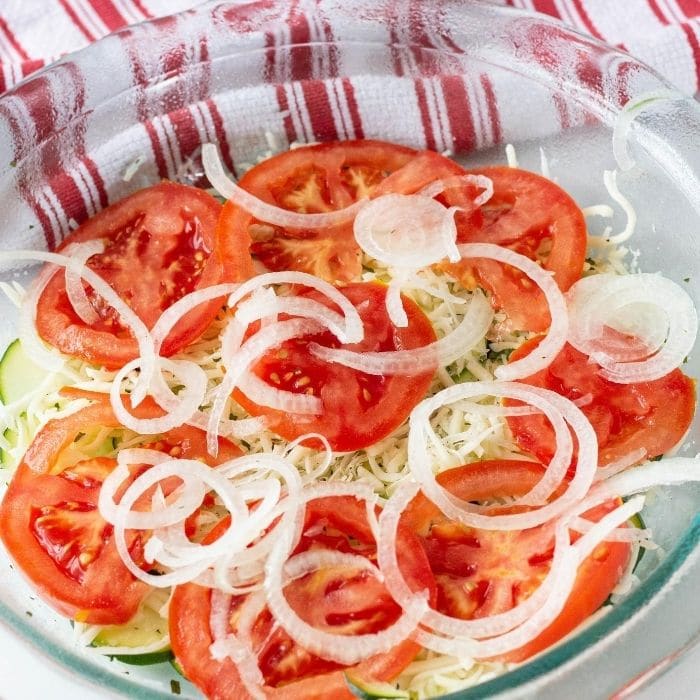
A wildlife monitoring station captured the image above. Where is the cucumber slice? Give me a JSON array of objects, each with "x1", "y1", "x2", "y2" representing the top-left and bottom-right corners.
[
  {"x1": 0, "y1": 339, "x2": 46, "y2": 405},
  {"x1": 92, "y1": 600, "x2": 172, "y2": 666},
  {"x1": 0, "y1": 426, "x2": 20, "y2": 469},
  {"x1": 345, "y1": 673, "x2": 409, "y2": 700},
  {"x1": 0, "y1": 340, "x2": 46, "y2": 470}
]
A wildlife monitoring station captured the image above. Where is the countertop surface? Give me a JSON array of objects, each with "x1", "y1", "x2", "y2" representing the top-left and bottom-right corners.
[{"x1": 2, "y1": 618, "x2": 700, "y2": 700}]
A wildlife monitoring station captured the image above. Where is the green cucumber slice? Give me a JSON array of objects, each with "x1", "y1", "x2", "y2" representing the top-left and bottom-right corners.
[
  {"x1": 0, "y1": 339, "x2": 46, "y2": 405},
  {"x1": 345, "y1": 673, "x2": 409, "y2": 699},
  {"x1": 92, "y1": 600, "x2": 172, "y2": 666}
]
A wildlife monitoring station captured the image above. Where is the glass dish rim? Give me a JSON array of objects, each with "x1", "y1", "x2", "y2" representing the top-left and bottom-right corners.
[{"x1": 0, "y1": 1, "x2": 698, "y2": 698}]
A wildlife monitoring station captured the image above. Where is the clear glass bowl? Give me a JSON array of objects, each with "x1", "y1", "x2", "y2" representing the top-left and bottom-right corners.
[{"x1": 1, "y1": 1, "x2": 699, "y2": 698}]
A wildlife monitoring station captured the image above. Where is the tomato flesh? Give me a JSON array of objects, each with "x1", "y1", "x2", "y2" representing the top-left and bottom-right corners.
[
  {"x1": 441, "y1": 167, "x2": 587, "y2": 332},
  {"x1": 36, "y1": 182, "x2": 253, "y2": 369},
  {"x1": 400, "y1": 461, "x2": 631, "y2": 662},
  {"x1": 170, "y1": 495, "x2": 436, "y2": 699},
  {"x1": 506, "y1": 337, "x2": 696, "y2": 467},
  {"x1": 0, "y1": 394, "x2": 241, "y2": 624},
  {"x1": 234, "y1": 282, "x2": 437, "y2": 452},
  {"x1": 219, "y1": 140, "x2": 469, "y2": 284}
]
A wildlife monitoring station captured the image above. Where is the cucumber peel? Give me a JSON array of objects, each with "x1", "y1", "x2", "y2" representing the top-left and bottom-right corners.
[
  {"x1": 91, "y1": 601, "x2": 172, "y2": 666},
  {"x1": 345, "y1": 673, "x2": 410, "y2": 699},
  {"x1": 0, "y1": 339, "x2": 45, "y2": 404}
]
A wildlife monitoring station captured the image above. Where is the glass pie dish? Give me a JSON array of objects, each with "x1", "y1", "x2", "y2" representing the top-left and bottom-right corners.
[{"x1": 0, "y1": 1, "x2": 699, "y2": 698}]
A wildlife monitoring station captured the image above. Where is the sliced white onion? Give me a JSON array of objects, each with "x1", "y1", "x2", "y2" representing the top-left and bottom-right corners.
[
  {"x1": 284, "y1": 549, "x2": 381, "y2": 582},
  {"x1": 63, "y1": 241, "x2": 105, "y2": 325},
  {"x1": 110, "y1": 357, "x2": 207, "y2": 435},
  {"x1": 571, "y1": 495, "x2": 645, "y2": 562},
  {"x1": 310, "y1": 290, "x2": 493, "y2": 375},
  {"x1": 208, "y1": 317, "x2": 324, "y2": 455},
  {"x1": 568, "y1": 515, "x2": 651, "y2": 544},
  {"x1": 377, "y1": 481, "x2": 572, "y2": 642},
  {"x1": 419, "y1": 174, "x2": 494, "y2": 208},
  {"x1": 612, "y1": 90, "x2": 683, "y2": 172},
  {"x1": 283, "y1": 433, "x2": 333, "y2": 483},
  {"x1": 19, "y1": 263, "x2": 66, "y2": 372},
  {"x1": 567, "y1": 273, "x2": 697, "y2": 382},
  {"x1": 408, "y1": 381, "x2": 598, "y2": 529},
  {"x1": 203, "y1": 143, "x2": 365, "y2": 228},
  {"x1": 597, "y1": 170, "x2": 636, "y2": 246},
  {"x1": 386, "y1": 275, "x2": 409, "y2": 327},
  {"x1": 112, "y1": 459, "x2": 251, "y2": 587},
  {"x1": 2, "y1": 249, "x2": 155, "y2": 377},
  {"x1": 263, "y1": 485, "x2": 426, "y2": 666},
  {"x1": 237, "y1": 372, "x2": 322, "y2": 415},
  {"x1": 595, "y1": 448, "x2": 647, "y2": 481},
  {"x1": 457, "y1": 243, "x2": 568, "y2": 379},
  {"x1": 353, "y1": 193, "x2": 460, "y2": 267},
  {"x1": 595, "y1": 457, "x2": 700, "y2": 505},
  {"x1": 209, "y1": 590, "x2": 266, "y2": 700},
  {"x1": 98, "y1": 448, "x2": 198, "y2": 530}
]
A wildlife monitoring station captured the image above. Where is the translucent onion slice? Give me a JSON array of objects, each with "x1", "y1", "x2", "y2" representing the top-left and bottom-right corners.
[
  {"x1": 263, "y1": 485, "x2": 427, "y2": 666},
  {"x1": 209, "y1": 590, "x2": 266, "y2": 700},
  {"x1": 386, "y1": 276, "x2": 409, "y2": 328},
  {"x1": 457, "y1": 243, "x2": 568, "y2": 380},
  {"x1": 377, "y1": 481, "x2": 573, "y2": 641},
  {"x1": 202, "y1": 143, "x2": 365, "y2": 229},
  {"x1": 594, "y1": 448, "x2": 647, "y2": 481},
  {"x1": 451, "y1": 496, "x2": 642, "y2": 659},
  {"x1": 353, "y1": 193, "x2": 460, "y2": 267},
  {"x1": 284, "y1": 550, "x2": 382, "y2": 583},
  {"x1": 419, "y1": 173, "x2": 494, "y2": 208},
  {"x1": 18, "y1": 263, "x2": 66, "y2": 372},
  {"x1": 208, "y1": 317, "x2": 324, "y2": 455},
  {"x1": 408, "y1": 381, "x2": 598, "y2": 529},
  {"x1": 110, "y1": 357, "x2": 207, "y2": 435},
  {"x1": 309, "y1": 290, "x2": 493, "y2": 375},
  {"x1": 63, "y1": 241, "x2": 105, "y2": 325},
  {"x1": 112, "y1": 459, "x2": 252, "y2": 587},
  {"x1": 612, "y1": 90, "x2": 683, "y2": 172},
  {"x1": 237, "y1": 372, "x2": 322, "y2": 415},
  {"x1": 567, "y1": 273, "x2": 697, "y2": 383},
  {"x1": 2, "y1": 248, "x2": 154, "y2": 377},
  {"x1": 98, "y1": 448, "x2": 199, "y2": 531},
  {"x1": 586, "y1": 458, "x2": 700, "y2": 511}
]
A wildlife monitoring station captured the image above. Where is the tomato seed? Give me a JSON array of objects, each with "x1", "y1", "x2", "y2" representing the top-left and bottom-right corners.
[{"x1": 270, "y1": 373, "x2": 281, "y2": 384}]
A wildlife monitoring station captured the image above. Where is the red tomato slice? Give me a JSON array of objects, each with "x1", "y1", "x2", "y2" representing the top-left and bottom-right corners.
[
  {"x1": 506, "y1": 337, "x2": 696, "y2": 467},
  {"x1": 36, "y1": 182, "x2": 254, "y2": 369},
  {"x1": 233, "y1": 282, "x2": 437, "y2": 452},
  {"x1": 400, "y1": 460, "x2": 631, "y2": 662},
  {"x1": 0, "y1": 394, "x2": 241, "y2": 624},
  {"x1": 216, "y1": 140, "x2": 469, "y2": 284},
  {"x1": 441, "y1": 167, "x2": 587, "y2": 332},
  {"x1": 170, "y1": 495, "x2": 436, "y2": 699}
]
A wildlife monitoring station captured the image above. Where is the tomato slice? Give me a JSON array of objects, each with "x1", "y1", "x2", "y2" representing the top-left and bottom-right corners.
[
  {"x1": 440, "y1": 167, "x2": 587, "y2": 332},
  {"x1": 0, "y1": 394, "x2": 241, "y2": 624},
  {"x1": 400, "y1": 460, "x2": 631, "y2": 662},
  {"x1": 233, "y1": 282, "x2": 437, "y2": 452},
  {"x1": 170, "y1": 495, "x2": 436, "y2": 699},
  {"x1": 217, "y1": 140, "x2": 470, "y2": 284},
  {"x1": 36, "y1": 182, "x2": 254, "y2": 369},
  {"x1": 506, "y1": 337, "x2": 696, "y2": 467}
]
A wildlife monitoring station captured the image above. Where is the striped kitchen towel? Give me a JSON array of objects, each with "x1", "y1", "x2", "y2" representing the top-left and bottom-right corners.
[
  {"x1": 0, "y1": 0, "x2": 697, "y2": 96},
  {"x1": 0, "y1": 0, "x2": 698, "y2": 254}
]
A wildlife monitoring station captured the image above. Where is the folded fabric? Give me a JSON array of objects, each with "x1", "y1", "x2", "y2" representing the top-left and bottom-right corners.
[{"x1": 0, "y1": 0, "x2": 697, "y2": 96}]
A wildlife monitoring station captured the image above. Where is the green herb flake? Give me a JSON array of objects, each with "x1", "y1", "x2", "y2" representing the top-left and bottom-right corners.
[
  {"x1": 9, "y1": 160, "x2": 16, "y2": 168},
  {"x1": 25, "y1": 611, "x2": 32, "y2": 617},
  {"x1": 684, "y1": 277, "x2": 690, "y2": 282},
  {"x1": 171, "y1": 680, "x2": 181, "y2": 695}
]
